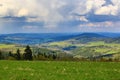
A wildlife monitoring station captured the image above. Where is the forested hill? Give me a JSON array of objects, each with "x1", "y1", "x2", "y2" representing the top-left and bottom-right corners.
[
  {"x1": 0, "y1": 33, "x2": 120, "y2": 45},
  {"x1": 0, "y1": 33, "x2": 78, "y2": 45}
]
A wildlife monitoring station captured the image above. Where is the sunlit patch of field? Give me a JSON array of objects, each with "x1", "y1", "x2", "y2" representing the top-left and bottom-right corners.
[
  {"x1": 0, "y1": 44, "x2": 25, "y2": 53},
  {"x1": 0, "y1": 44, "x2": 15, "y2": 49},
  {"x1": 88, "y1": 41, "x2": 120, "y2": 54},
  {"x1": 0, "y1": 61, "x2": 120, "y2": 80},
  {"x1": 49, "y1": 41, "x2": 72, "y2": 47},
  {"x1": 47, "y1": 41, "x2": 120, "y2": 55}
]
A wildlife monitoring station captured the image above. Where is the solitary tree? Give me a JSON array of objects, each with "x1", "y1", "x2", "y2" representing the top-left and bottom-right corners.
[
  {"x1": 16, "y1": 49, "x2": 21, "y2": 60},
  {"x1": 8, "y1": 51, "x2": 12, "y2": 57},
  {"x1": 24, "y1": 45, "x2": 33, "y2": 60},
  {"x1": 52, "y1": 54, "x2": 57, "y2": 60}
]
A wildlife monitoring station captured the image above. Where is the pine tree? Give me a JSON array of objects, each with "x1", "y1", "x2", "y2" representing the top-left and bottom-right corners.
[
  {"x1": 24, "y1": 45, "x2": 33, "y2": 60},
  {"x1": 53, "y1": 54, "x2": 57, "y2": 60},
  {"x1": 16, "y1": 49, "x2": 21, "y2": 60},
  {"x1": 9, "y1": 51, "x2": 12, "y2": 57}
]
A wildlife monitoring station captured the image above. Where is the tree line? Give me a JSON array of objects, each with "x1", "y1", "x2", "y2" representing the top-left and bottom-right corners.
[
  {"x1": 0, "y1": 45, "x2": 33, "y2": 60},
  {"x1": 0, "y1": 45, "x2": 73, "y2": 61},
  {"x1": 0, "y1": 45, "x2": 120, "y2": 62}
]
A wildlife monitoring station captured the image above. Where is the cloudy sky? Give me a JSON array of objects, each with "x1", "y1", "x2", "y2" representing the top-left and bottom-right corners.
[{"x1": 0, "y1": 0, "x2": 120, "y2": 33}]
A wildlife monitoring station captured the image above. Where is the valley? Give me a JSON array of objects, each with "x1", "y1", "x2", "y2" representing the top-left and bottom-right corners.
[{"x1": 0, "y1": 33, "x2": 120, "y2": 61}]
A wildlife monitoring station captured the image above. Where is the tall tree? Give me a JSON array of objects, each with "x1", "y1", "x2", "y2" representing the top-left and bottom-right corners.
[
  {"x1": 52, "y1": 54, "x2": 57, "y2": 60},
  {"x1": 8, "y1": 51, "x2": 12, "y2": 57},
  {"x1": 24, "y1": 45, "x2": 33, "y2": 60},
  {"x1": 16, "y1": 49, "x2": 21, "y2": 60}
]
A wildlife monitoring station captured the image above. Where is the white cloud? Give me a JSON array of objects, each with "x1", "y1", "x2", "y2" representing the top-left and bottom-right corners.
[
  {"x1": 79, "y1": 21, "x2": 114, "y2": 27},
  {"x1": 111, "y1": 0, "x2": 120, "y2": 5},
  {"x1": 86, "y1": 0, "x2": 106, "y2": 12},
  {"x1": 71, "y1": 0, "x2": 120, "y2": 16},
  {"x1": 95, "y1": 5, "x2": 118, "y2": 15},
  {"x1": 89, "y1": 0, "x2": 120, "y2": 15},
  {"x1": 18, "y1": 8, "x2": 28, "y2": 17},
  {"x1": 0, "y1": 0, "x2": 120, "y2": 33},
  {"x1": 0, "y1": 0, "x2": 45, "y2": 17},
  {"x1": 79, "y1": 16, "x2": 88, "y2": 22},
  {"x1": 22, "y1": 26, "x2": 39, "y2": 30},
  {"x1": 0, "y1": 0, "x2": 66, "y2": 28},
  {"x1": 77, "y1": 21, "x2": 120, "y2": 32},
  {"x1": 71, "y1": 15, "x2": 89, "y2": 22},
  {"x1": 72, "y1": 0, "x2": 106, "y2": 15},
  {"x1": 1, "y1": 0, "x2": 120, "y2": 22}
]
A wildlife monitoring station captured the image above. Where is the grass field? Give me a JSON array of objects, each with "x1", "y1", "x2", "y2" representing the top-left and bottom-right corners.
[
  {"x1": 0, "y1": 44, "x2": 25, "y2": 53},
  {"x1": 47, "y1": 41, "x2": 120, "y2": 54},
  {"x1": 0, "y1": 61, "x2": 120, "y2": 80}
]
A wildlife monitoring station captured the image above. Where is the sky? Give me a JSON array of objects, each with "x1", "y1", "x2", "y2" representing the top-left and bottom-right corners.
[{"x1": 0, "y1": 0, "x2": 120, "y2": 33}]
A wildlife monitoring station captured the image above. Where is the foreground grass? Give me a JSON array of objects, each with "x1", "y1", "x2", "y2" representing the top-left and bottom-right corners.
[{"x1": 0, "y1": 61, "x2": 120, "y2": 80}]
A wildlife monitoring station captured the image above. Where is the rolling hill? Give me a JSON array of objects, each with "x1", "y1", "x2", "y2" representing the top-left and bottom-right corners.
[
  {"x1": 0, "y1": 33, "x2": 79, "y2": 45},
  {"x1": 1, "y1": 33, "x2": 120, "y2": 59},
  {"x1": 42, "y1": 33, "x2": 120, "y2": 58},
  {"x1": 0, "y1": 33, "x2": 120, "y2": 45}
]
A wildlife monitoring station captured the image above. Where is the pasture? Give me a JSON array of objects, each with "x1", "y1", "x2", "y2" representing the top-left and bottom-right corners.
[{"x1": 0, "y1": 61, "x2": 120, "y2": 80}]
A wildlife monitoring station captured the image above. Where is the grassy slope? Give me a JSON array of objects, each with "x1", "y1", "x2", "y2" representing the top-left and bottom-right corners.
[
  {"x1": 47, "y1": 41, "x2": 120, "y2": 55},
  {"x1": 0, "y1": 61, "x2": 120, "y2": 80},
  {"x1": 1, "y1": 41, "x2": 120, "y2": 58},
  {"x1": 88, "y1": 41, "x2": 120, "y2": 54},
  {"x1": 0, "y1": 44, "x2": 25, "y2": 53}
]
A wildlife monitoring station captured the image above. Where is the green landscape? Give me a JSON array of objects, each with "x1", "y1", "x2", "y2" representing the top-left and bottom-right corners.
[
  {"x1": 1, "y1": 0, "x2": 120, "y2": 79},
  {"x1": 1, "y1": 33, "x2": 120, "y2": 61},
  {"x1": 0, "y1": 34, "x2": 120, "y2": 80},
  {"x1": 0, "y1": 61, "x2": 120, "y2": 80}
]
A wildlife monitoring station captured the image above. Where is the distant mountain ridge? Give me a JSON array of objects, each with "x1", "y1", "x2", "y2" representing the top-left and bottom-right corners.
[
  {"x1": 67, "y1": 33, "x2": 108, "y2": 44},
  {"x1": 0, "y1": 33, "x2": 120, "y2": 45},
  {"x1": 76, "y1": 33, "x2": 107, "y2": 38},
  {"x1": 0, "y1": 33, "x2": 79, "y2": 44}
]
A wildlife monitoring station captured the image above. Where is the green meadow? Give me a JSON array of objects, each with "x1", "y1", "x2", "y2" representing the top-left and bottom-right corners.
[
  {"x1": 0, "y1": 61, "x2": 120, "y2": 80},
  {"x1": 47, "y1": 41, "x2": 120, "y2": 57},
  {"x1": 0, "y1": 44, "x2": 26, "y2": 53}
]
